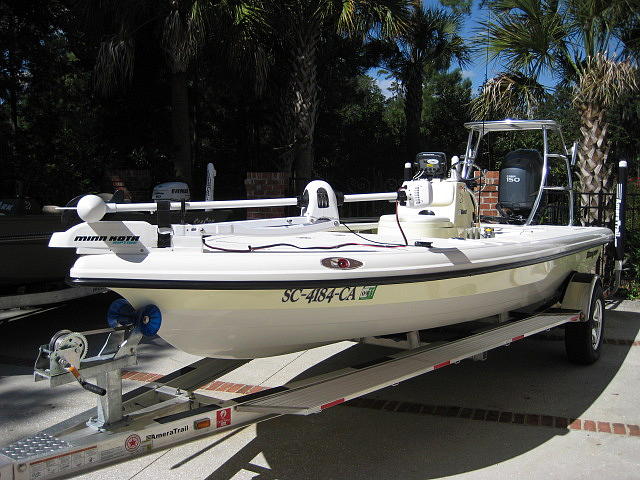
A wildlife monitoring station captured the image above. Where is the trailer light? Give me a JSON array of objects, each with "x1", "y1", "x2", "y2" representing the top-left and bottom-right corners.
[{"x1": 194, "y1": 418, "x2": 211, "y2": 430}]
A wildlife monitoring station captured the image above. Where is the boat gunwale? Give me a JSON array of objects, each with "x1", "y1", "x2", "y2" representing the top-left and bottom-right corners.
[{"x1": 67, "y1": 240, "x2": 609, "y2": 290}]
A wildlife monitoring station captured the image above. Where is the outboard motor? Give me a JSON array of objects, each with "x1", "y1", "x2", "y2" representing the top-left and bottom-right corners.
[
  {"x1": 498, "y1": 149, "x2": 543, "y2": 219},
  {"x1": 152, "y1": 182, "x2": 190, "y2": 201}
]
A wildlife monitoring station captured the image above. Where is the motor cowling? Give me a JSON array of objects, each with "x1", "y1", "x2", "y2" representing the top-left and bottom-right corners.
[
  {"x1": 498, "y1": 149, "x2": 543, "y2": 214},
  {"x1": 152, "y1": 182, "x2": 190, "y2": 201}
]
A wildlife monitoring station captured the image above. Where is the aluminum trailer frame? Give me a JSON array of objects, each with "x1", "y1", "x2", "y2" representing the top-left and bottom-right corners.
[{"x1": 0, "y1": 273, "x2": 602, "y2": 480}]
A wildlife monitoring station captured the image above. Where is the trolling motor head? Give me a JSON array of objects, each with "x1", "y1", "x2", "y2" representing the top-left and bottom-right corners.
[
  {"x1": 76, "y1": 194, "x2": 108, "y2": 222},
  {"x1": 298, "y1": 180, "x2": 341, "y2": 223}
]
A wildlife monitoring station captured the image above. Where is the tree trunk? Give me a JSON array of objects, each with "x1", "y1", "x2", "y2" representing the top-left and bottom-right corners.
[
  {"x1": 171, "y1": 71, "x2": 192, "y2": 185},
  {"x1": 404, "y1": 66, "x2": 423, "y2": 162},
  {"x1": 576, "y1": 102, "x2": 613, "y2": 226},
  {"x1": 272, "y1": 86, "x2": 296, "y2": 178},
  {"x1": 8, "y1": 23, "x2": 18, "y2": 135},
  {"x1": 8, "y1": 74, "x2": 18, "y2": 135},
  {"x1": 290, "y1": 24, "x2": 320, "y2": 194}
]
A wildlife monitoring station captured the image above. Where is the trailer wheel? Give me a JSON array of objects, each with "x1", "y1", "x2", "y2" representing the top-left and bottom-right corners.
[{"x1": 565, "y1": 282, "x2": 605, "y2": 364}]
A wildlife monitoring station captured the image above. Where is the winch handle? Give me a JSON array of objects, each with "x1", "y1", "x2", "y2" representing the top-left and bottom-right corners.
[{"x1": 55, "y1": 356, "x2": 107, "y2": 396}]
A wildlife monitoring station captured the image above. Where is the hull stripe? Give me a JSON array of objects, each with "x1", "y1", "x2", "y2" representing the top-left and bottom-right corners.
[{"x1": 67, "y1": 242, "x2": 607, "y2": 290}]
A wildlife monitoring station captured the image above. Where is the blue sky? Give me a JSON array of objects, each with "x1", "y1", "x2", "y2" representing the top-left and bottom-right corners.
[{"x1": 371, "y1": 1, "x2": 556, "y2": 97}]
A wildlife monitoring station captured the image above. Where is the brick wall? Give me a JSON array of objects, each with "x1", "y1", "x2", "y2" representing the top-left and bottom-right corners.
[
  {"x1": 244, "y1": 172, "x2": 290, "y2": 219},
  {"x1": 474, "y1": 170, "x2": 499, "y2": 216},
  {"x1": 104, "y1": 169, "x2": 152, "y2": 202}
]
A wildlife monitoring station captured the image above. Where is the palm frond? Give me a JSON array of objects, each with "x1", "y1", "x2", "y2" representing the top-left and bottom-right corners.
[
  {"x1": 336, "y1": 0, "x2": 358, "y2": 34},
  {"x1": 438, "y1": 0, "x2": 472, "y2": 15},
  {"x1": 381, "y1": 5, "x2": 470, "y2": 75},
  {"x1": 564, "y1": 0, "x2": 626, "y2": 58},
  {"x1": 614, "y1": 0, "x2": 640, "y2": 60},
  {"x1": 161, "y1": 0, "x2": 209, "y2": 73},
  {"x1": 471, "y1": 71, "x2": 547, "y2": 119},
  {"x1": 213, "y1": 1, "x2": 271, "y2": 95},
  {"x1": 94, "y1": 30, "x2": 135, "y2": 95},
  {"x1": 477, "y1": 0, "x2": 570, "y2": 78},
  {"x1": 331, "y1": 0, "x2": 410, "y2": 40},
  {"x1": 573, "y1": 52, "x2": 639, "y2": 108}
]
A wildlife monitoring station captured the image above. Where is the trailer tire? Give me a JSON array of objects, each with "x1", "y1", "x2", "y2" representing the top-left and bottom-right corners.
[{"x1": 565, "y1": 282, "x2": 605, "y2": 365}]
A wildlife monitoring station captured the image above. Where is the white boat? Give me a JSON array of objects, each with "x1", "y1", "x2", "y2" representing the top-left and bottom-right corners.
[{"x1": 50, "y1": 120, "x2": 612, "y2": 359}]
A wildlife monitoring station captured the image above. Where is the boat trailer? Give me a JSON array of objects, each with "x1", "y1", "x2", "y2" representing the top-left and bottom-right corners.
[{"x1": 0, "y1": 271, "x2": 605, "y2": 480}]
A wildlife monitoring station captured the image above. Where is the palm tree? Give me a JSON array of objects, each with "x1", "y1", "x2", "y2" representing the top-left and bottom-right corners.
[
  {"x1": 85, "y1": 0, "x2": 262, "y2": 186},
  {"x1": 377, "y1": 4, "x2": 469, "y2": 160},
  {"x1": 261, "y1": 0, "x2": 409, "y2": 192},
  {"x1": 473, "y1": 0, "x2": 638, "y2": 224}
]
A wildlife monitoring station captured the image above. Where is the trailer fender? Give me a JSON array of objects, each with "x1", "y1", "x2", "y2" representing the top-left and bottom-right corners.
[{"x1": 560, "y1": 272, "x2": 601, "y2": 322}]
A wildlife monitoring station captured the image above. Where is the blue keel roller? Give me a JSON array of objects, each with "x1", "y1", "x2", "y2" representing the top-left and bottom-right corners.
[
  {"x1": 106, "y1": 299, "x2": 137, "y2": 328},
  {"x1": 137, "y1": 304, "x2": 162, "y2": 336}
]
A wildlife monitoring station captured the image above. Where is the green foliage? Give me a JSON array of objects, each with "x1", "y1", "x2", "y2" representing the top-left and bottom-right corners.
[
  {"x1": 375, "y1": 4, "x2": 469, "y2": 160},
  {"x1": 382, "y1": 91, "x2": 405, "y2": 148},
  {"x1": 315, "y1": 74, "x2": 396, "y2": 187},
  {"x1": 438, "y1": 0, "x2": 473, "y2": 15},
  {"x1": 619, "y1": 229, "x2": 640, "y2": 299},
  {"x1": 477, "y1": 1, "x2": 639, "y2": 135},
  {"x1": 0, "y1": 3, "x2": 108, "y2": 204},
  {"x1": 421, "y1": 69, "x2": 472, "y2": 155},
  {"x1": 382, "y1": 69, "x2": 473, "y2": 160},
  {"x1": 606, "y1": 89, "x2": 640, "y2": 167},
  {"x1": 1, "y1": 0, "x2": 638, "y2": 215}
]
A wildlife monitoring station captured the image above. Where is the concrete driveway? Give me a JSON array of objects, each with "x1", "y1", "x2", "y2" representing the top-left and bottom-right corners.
[{"x1": 1, "y1": 293, "x2": 638, "y2": 479}]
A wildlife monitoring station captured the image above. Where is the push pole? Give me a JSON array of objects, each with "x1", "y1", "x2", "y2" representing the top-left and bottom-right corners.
[
  {"x1": 612, "y1": 159, "x2": 628, "y2": 294},
  {"x1": 205, "y1": 163, "x2": 216, "y2": 212}
]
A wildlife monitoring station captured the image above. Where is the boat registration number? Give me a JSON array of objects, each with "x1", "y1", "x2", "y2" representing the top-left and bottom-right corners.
[{"x1": 281, "y1": 286, "x2": 377, "y2": 304}]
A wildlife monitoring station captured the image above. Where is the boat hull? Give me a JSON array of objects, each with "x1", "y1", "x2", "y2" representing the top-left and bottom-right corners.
[{"x1": 112, "y1": 247, "x2": 599, "y2": 358}]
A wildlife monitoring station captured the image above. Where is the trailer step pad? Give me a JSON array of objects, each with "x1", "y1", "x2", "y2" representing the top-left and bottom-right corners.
[
  {"x1": 237, "y1": 313, "x2": 575, "y2": 415},
  {"x1": 0, "y1": 433, "x2": 72, "y2": 461}
]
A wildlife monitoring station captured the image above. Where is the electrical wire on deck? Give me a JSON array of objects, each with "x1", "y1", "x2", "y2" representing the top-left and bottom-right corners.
[{"x1": 202, "y1": 239, "x2": 408, "y2": 253}]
